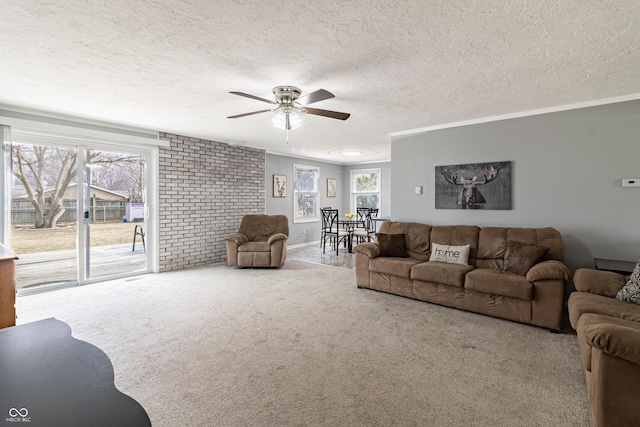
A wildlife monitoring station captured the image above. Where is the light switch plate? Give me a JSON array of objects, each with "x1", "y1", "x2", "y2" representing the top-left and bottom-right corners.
[
  {"x1": 622, "y1": 178, "x2": 640, "y2": 187},
  {"x1": 415, "y1": 186, "x2": 422, "y2": 195}
]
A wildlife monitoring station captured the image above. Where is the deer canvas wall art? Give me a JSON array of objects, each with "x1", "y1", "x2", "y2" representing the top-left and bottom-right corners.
[{"x1": 435, "y1": 161, "x2": 512, "y2": 209}]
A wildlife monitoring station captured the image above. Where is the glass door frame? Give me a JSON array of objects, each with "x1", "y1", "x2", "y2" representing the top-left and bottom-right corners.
[
  {"x1": 3, "y1": 134, "x2": 159, "y2": 288},
  {"x1": 76, "y1": 143, "x2": 158, "y2": 285}
]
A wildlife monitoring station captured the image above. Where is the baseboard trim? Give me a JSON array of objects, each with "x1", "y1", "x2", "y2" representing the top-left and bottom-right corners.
[{"x1": 287, "y1": 241, "x2": 320, "y2": 250}]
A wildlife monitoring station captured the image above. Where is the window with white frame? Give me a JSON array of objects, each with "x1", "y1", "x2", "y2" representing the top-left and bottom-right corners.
[
  {"x1": 293, "y1": 164, "x2": 319, "y2": 223},
  {"x1": 351, "y1": 168, "x2": 381, "y2": 211}
]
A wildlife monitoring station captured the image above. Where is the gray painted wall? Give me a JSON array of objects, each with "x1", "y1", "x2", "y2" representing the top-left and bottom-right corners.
[
  {"x1": 391, "y1": 100, "x2": 640, "y2": 273},
  {"x1": 266, "y1": 154, "x2": 391, "y2": 245},
  {"x1": 266, "y1": 154, "x2": 346, "y2": 245}
]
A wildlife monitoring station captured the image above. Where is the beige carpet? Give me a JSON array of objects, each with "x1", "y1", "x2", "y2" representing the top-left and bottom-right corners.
[{"x1": 16, "y1": 260, "x2": 590, "y2": 426}]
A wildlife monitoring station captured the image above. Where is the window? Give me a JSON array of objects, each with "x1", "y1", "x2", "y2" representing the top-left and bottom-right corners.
[
  {"x1": 351, "y1": 168, "x2": 381, "y2": 211},
  {"x1": 293, "y1": 164, "x2": 319, "y2": 223}
]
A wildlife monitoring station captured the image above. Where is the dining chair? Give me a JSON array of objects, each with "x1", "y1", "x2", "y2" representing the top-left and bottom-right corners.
[
  {"x1": 353, "y1": 208, "x2": 378, "y2": 244},
  {"x1": 321, "y1": 209, "x2": 349, "y2": 255},
  {"x1": 355, "y1": 207, "x2": 369, "y2": 231},
  {"x1": 319, "y1": 207, "x2": 331, "y2": 248}
]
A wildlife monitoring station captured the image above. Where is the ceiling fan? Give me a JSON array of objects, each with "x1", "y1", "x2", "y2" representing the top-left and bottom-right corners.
[{"x1": 227, "y1": 86, "x2": 350, "y2": 131}]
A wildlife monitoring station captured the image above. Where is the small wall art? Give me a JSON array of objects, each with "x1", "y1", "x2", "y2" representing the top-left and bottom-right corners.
[
  {"x1": 435, "y1": 161, "x2": 512, "y2": 210},
  {"x1": 273, "y1": 174, "x2": 286, "y2": 197},
  {"x1": 327, "y1": 178, "x2": 337, "y2": 197}
]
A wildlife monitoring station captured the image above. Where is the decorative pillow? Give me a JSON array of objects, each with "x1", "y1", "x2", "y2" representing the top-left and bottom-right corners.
[
  {"x1": 503, "y1": 241, "x2": 548, "y2": 276},
  {"x1": 429, "y1": 243, "x2": 470, "y2": 265},
  {"x1": 377, "y1": 233, "x2": 408, "y2": 257},
  {"x1": 616, "y1": 259, "x2": 640, "y2": 305}
]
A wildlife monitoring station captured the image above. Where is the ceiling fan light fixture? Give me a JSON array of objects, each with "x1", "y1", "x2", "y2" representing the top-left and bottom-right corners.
[
  {"x1": 272, "y1": 110, "x2": 302, "y2": 130},
  {"x1": 271, "y1": 111, "x2": 287, "y2": 129},
  {"x1": 288, "y1": 111, "x2": 302, "y2": 129},
  {"x1": 229, "y1": 86, "x2": 348, "y2": 141}
]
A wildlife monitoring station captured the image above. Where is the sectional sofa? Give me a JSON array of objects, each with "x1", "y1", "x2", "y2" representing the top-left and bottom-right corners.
[
  {"x1": 355, "y1": 221, "x2": 571, "y2": 330},
  {"x1": 569, "y1": 266, "x2": 640, "y2": 427}
]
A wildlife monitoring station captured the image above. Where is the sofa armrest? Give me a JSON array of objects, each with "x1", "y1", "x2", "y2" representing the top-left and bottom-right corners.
[
  {"x1": 355, "y1": 242, "x2": 380, "y2": 259},
  {"x1": 585, "y1": 320, "x2": 640, "y2": 366},
  {"x1": 526, "y1": 260, "x2": 571, "y2": 282},
  {"x1": 267, "y1": 233, "x2": 288, "y2": 244},
  {"x1": 573, "y1": 268, "x2": 627, "y2": 298},
  {"x1": 224, "y1": 233, "x2": 248, "y2": 245}
]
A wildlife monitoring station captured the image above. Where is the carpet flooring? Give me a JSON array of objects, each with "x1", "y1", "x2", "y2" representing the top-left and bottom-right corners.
[{"x1": 16, "y1": 260, "x2": 590, "y2": 426}]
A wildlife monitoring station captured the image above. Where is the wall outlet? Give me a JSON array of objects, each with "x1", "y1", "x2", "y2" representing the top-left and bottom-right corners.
[{"x1": 622, "y1": 178, "x2": 640, "y2": 187}]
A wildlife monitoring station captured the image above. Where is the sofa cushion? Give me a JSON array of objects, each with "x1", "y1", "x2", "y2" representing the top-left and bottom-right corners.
[
  {"x1": 378, "y1": 221, "x2": 432, "y2": 261},
  {"x1": 428, "y1": 243, "x2": 470, "y2": 265},
  {"x1": 475, "y1": 227, "x2": 564, "y2": 270},
  {"x1": 526, "y1": 260, "x2": 571, "y2": 282},
  {"x1": 574, "y1": 268, "x2": 628, "y2": 297},
  {"x1": 430, "y1": 225, "x2": 480, "y2": 266},
  {"x1": 237, "y1": 241, "x2": 271, "y2": 252},
  {"x1": 238, "y1": 214, "x2": 289, "y2": 242},
  {"x1": 224, "y1": 232, "x2": 249, "y2": 246},
  {"x1": 577, "y1": 313, "x2": 640, "y2": 372},
  {"x1": 616, "y1": 259, "x2": 640, "y2": 305},
  {"x1": 503, "y1": 241, "x2": 548, "y2": 276},
  {"x1": 370, "y1": 257, "x2": 423, "y2": 279},
  {"x1": 464, "y1": 268, "x2": 533, "y2": 300},
  {"x1": 377, "y1": 233, "x2": 408, "y2": 257},
  {"x1": 568, "y1": 291, "x2": 640, "y2": 329},
  {"x1": 410, "y1": 261, "x2": 474, "y2": 287}
]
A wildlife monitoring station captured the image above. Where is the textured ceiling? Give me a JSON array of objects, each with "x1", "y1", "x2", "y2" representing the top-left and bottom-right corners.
[{"x1": 1, "y1": 1, "x2": 640, "y2": 163}]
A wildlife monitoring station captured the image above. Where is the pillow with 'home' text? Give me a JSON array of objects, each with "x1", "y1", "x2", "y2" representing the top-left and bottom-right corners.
[{"x1": 429, "y1": 243, "x2": 470, "y2": 265}]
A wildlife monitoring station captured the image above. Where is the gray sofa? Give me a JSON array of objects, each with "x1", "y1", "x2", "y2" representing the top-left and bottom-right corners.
[{"x1": 355, "y1": 221, "x2": 571, "y2": 330}]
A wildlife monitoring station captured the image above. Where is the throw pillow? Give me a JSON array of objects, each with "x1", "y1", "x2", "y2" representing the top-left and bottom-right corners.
[
  {"x1": 377, "y1": 233, "x2": 408, "y2": 257},
  {"x1": 616, "y1": 259, "x2": 640, "y2": 305},
  {"x1": 503, "y1": 241, "x2": 548, "y2": 276},
  {"x1": 429, "y1": 243, "x2": 470, "y2": 265}
]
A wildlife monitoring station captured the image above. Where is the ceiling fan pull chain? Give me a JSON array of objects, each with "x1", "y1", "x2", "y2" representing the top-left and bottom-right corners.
[{"x1": 286, "y1": 128, "x2": 290, "y2": 144}]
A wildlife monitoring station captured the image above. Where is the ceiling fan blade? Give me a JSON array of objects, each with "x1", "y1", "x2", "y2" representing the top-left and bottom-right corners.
[
  {"x1": 227, "y1": 109, "x2": 272, "y2": 119},
  {"x1": 297, "y1": 89, "x2": 335, "y2": 106},
  {"x1": 229, "y1": 91, "x2": 277, "y2": 105},
  {"x1": 305, "y1": 107, "x2": 350, "y2": 120}
]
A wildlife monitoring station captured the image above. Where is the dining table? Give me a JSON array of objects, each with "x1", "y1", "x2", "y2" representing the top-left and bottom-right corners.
[{"x1": 338, "y1": 218, "x2": 365, "y2": 253}]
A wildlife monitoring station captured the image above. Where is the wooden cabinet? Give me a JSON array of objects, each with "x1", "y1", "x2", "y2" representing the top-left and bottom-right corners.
[{"x1": 0, "y1": 244, "x2": 18, "y2": 329}]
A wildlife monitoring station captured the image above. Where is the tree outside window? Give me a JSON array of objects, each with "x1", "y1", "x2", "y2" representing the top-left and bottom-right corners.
[
  {"x1": 293, "y1": 164, "x2": 319, "y2": 223},
  {"x1": 351, "y1": 168, "x2": 381, "y2": 211}
]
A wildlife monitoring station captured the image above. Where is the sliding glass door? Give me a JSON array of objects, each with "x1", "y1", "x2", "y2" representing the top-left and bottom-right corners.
[
  {"x1": 83, "y1": 148, "x2": 148, "y2": 281},
  {"x1": 7, "y1": 139, "x2": 151, "y2": 292},
  {"x1": 10, "y1": 143, "x2": 79, "y2": 290}
]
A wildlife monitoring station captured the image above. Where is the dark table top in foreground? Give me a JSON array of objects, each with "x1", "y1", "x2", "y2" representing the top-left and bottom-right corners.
[{"x1": 0, "y1": 318, "x2": 151, "y2": 427}]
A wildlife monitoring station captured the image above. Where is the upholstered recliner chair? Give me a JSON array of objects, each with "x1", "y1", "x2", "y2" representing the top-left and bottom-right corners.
[{"x1": 225, "y1": 215, "x2": 289, "y2": 267}]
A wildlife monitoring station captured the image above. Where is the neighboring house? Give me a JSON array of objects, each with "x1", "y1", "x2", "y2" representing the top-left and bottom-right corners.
[
  {"x1": 12, "y1": 184, "x2": 129, "y2": 223},
  {"x1": 14, "y1": 183, "x2": 128, "y2": 202}
]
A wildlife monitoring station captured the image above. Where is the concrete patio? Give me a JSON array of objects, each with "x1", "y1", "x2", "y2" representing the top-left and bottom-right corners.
[{"x1": 16, "y1": 244, "x2": 147, "y2": 290}]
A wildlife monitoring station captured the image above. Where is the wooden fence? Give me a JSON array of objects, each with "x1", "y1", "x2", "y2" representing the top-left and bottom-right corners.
[{"x1": 12, "y1": 200, "x2": 127, "y2": 224}]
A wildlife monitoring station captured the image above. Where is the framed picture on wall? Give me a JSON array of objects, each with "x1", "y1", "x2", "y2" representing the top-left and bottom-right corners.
[
  {"x1": 327, "y1": 178, "x2": 337, "y2": 197},
  {"x1": 273, "y1": 174, "x2": 287, "y2": 197},
  {"x1": 435, "y1": 161, "x2": 512, "y2": 210}
]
